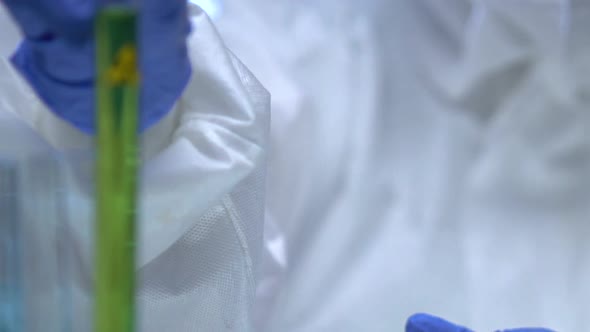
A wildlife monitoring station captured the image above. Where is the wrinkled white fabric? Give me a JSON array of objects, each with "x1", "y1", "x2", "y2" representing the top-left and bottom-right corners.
[
  {"x1": 446, "y1": 1, "x2": 590, "y2": 330},
  {"x1": 215, "y1": 0, "x2": 590, "y2": 331},
  {"x1": 1, "y1": 4, "x2": 270, "y2": 331},
  {"x1": 214, "y1": 1, "x2": 382, "y2": 330}
]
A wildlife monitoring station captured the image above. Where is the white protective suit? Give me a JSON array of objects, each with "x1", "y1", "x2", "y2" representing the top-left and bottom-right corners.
[
  {"x1": 0, "y1": 4, "x2": 272, "y2": 331},
  {"x1": 211, "y1": 0, "x2": 590, "y2": 331},
  {"x1": 211, "y1": 3, "x2": 380, "y2": 329}
]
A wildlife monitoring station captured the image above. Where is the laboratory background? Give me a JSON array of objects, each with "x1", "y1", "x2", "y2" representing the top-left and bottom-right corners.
[{"x1": 0, "y1": 0, "x2": 589, "y2": 331}]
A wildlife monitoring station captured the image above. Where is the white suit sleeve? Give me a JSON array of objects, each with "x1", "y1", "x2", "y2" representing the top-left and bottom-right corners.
[{"x1": 137, "y1": 9, "x2": 270, "y2": 266}]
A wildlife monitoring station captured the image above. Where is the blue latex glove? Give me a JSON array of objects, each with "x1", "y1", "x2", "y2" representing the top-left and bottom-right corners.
[
  {"x1": 406, "y1": 313, "x2": 556, "y2": 332},
  {"x1": 2, "y1": 0, "x2": 192, "y2": 134}
]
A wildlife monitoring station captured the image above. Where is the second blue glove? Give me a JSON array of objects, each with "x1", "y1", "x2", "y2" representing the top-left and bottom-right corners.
[{"x1": 406, "y1": 313, "x2": 556, "y2": 332}]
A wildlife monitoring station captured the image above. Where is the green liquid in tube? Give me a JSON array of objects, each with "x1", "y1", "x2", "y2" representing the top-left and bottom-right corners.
[{"x1": 94, "y1": 7, "x2": 139, "y2": 332}]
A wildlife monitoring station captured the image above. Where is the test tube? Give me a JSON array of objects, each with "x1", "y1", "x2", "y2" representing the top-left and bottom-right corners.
[{"x1": 94, "y1": 5, "x2": 140, "y2": 332}]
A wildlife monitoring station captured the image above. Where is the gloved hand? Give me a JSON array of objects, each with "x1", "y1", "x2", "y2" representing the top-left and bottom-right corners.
[
  {"x1": 406, "y1": 313, "x2": 556, "y2": 332},
  {"x1": 1, "y1": 0, "x2": 191, "y2": 134}
]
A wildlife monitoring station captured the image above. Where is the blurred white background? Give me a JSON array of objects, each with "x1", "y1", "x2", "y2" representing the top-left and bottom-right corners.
[{"x1": 202, "y1": 1, "x2": 590, "y2": 331}]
